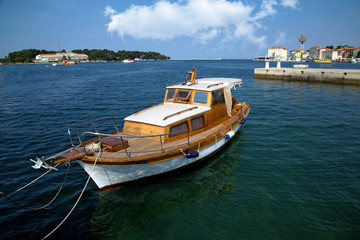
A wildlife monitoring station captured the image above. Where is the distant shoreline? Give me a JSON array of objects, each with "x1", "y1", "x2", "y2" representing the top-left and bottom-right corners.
[
  {"x1": 1, "y1": 59, "x2": 225, "y2": 65},
  {"x1": 170, "y1": 58, "x2": 222, "y2": 61}
]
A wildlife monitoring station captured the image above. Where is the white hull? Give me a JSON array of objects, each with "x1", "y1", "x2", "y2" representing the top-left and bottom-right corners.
[{"x1": 77, "y1": 114, "x2": 248, "y2": 189}]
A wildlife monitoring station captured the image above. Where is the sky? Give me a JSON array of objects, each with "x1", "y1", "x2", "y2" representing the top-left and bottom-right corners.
[{"x1": 0, "y1": 0, "x2": 359, "y2": 59}]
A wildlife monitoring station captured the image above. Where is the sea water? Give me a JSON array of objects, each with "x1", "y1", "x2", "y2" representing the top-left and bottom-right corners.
[{"x1": 0, "y1": 60, "x2": 359, "y2": 239}]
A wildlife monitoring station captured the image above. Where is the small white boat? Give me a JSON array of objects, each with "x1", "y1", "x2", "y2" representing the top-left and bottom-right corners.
[
  {"x1": 52, "y1": 61, "x2": 65, "y2": 66},
  {"x1": 350, "y1": 58, "x2": 357, "y2": 64},
  {"x1": 31, "y1": 67, "x2": 250, "y2": 190},
  {"x1": 122, "y1": 59, "x2": 134, "y2": 63}
]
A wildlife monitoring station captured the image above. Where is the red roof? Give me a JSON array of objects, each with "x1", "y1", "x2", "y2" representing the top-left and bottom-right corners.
[{"x1": 269, "y1": 46, "x2": 287, "y2": 49}]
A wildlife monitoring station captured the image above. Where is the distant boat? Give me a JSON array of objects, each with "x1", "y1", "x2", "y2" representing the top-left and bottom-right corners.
[
  {"x1": 64, "y1": 60, "x2": 77, "y2": 65},
  {"x1": 52, "y1": 53, "x2": 65, "y2": 66},
  {"x1": 52, "y1": 60, "x2": 77, "y2": 66},
  {"x1": 52, "y1": 62, "x2": 65, "y2": 66},
  {"x1": 350, "y1": 58, "x2": 357, "y2": 64},
  {"x1": 122, "y1": 59, "x2": 134, "y2": 63},
  {"x1": 313, "y1": 58, "x2": 332, "y2": 63}
]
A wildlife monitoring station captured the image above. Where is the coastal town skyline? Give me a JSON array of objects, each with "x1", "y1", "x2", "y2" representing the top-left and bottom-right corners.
[{"x1": 1, "y1": 0, "x2": 359, "y2": 59}]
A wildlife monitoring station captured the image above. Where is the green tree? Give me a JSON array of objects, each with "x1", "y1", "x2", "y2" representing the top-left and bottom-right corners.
[{"x1": 1, "y1": 48, "x2": 170, "y2": 63}]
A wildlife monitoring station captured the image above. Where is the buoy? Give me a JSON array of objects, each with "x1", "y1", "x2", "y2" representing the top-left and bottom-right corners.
[
  {"x1": 225, "y1": 130, "x2": 235, "y2": 139},
  {"x1": 185, "y1": 151, "x2": 199, "y2": 158}
]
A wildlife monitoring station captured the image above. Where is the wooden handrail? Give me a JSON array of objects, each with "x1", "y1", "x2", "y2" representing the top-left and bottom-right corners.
[
  {"x1": 207, "y1": 82, "x2": 223, "y2": 88},
  {"x1": 163, "y1": 106, "x2": 198, "y2": 121}
]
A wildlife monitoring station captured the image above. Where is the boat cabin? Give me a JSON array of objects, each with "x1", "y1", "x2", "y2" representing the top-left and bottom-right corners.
[{"x1": 122, "y1": 68, "x2": 242, "y2": 143}]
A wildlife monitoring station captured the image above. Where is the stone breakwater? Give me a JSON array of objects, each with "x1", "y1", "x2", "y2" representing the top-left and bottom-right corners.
[{"x1": 254, "y1": 65, "x2": 360, "y2": 85}]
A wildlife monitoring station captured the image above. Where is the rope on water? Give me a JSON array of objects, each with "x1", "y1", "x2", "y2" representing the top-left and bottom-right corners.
[
  {"x1": 0, "y1": 162, "x2": 71, "y2": 211},
  {"x1": 0, "y1": 163, "x2": 61, "y2": 202},
  {"x1": 32, "y1": 162, "x2": 71, "y2": 210},
  {"x1": 42, "y1": 149, "x2": 102, "y2": 240}
]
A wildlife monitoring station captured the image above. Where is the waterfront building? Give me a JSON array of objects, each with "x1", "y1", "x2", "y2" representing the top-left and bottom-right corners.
[
  {"x1": 290, "y1": 50, "x2": 309, "y2": 61},
  {"x1": 322, "y1": 49, "x2": 340, "y2": 61},
  {"x1": 309, "y1": 46, "x2": 328, "y2": 60},
  {"x1": 336, "y1": 47, "x2": 360, "y2": 59},
  {"x1": 35, "y1": 52, "x2": 88, "y2": 62},
  {"x1": 313, "y1": 47, "x2": 359, "y2": 61},
  {"x1": 267, "y1": 46, "x2": 288, "y2": 60}
]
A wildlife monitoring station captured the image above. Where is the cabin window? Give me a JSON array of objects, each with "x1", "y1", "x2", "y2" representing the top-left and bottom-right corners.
[
  {"x1": 170, "y1": 121, "x2": 189, "y2": 136},
  {"x1": 175, "y1": 90, "x2": 191, "y2": 102},
  {"x1": 166, "y1": 89, "x2": 176, "y2": 101},
  {"x1": 191, "y1": 115, "x2": 205, "y2": 131},
  {"x1": 212, "y1": 90, "x2": 225, "y2": 105},
  {"x1": 193, "y1": 91, "x2": 208, "y2": 104}
]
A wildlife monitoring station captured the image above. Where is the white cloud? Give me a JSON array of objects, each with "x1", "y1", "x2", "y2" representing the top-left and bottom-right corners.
[
  {"x1": 280, "y1": 0, "x2": 298, "y2": 9},
  {"x1": 253, "y1": 0, "x2": 278, "y2": 21},
  {"x1": 104, "y1": 0, "x2": 299, "y2": 48},
  {"x1": 197, "y1": 29, "x2": 219, "y2": 44},
  {"x1": 104, "y1": 5, "x2": 116, "y2": 16}
]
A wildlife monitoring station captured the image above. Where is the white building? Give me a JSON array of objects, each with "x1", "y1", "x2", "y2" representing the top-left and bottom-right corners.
[
  {"x1": 310, "y1": 47, "x2": 360, "y2": 60},
  {"x1": 322, "y1": 49, "x2": 340, "y2": 60},
  {"x1": 267, "y1": 46, "x2": 288, "y2": 60},
  {"x1": 290, "y1": 50, "x2": 300, "y2": 60},
  {"x1": 35, "y1": 52, "x2": 88, "y2": 62},
  {"x1": 309, "y1": 46, "x2": 329, "y2": 60},
  {"x1": 290, "y1": 50, "x2": 310, "y2": 61}
]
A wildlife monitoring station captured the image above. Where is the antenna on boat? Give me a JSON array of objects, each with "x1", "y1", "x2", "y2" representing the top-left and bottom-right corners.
[
  {"x1": 185, "y1": 66, "x2": 197, "y2": 85},
  {"x1": 190, "y1": 66, "x2": 197, "y2": 84}
]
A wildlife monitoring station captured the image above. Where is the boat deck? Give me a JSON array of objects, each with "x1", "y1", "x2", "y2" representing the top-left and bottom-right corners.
[
  {"x1": 79, "y1": 102, "x2": 249, "y2": 163},
  {"x1": 97, "y1": 122, "x2": 226, "y2": 160}
]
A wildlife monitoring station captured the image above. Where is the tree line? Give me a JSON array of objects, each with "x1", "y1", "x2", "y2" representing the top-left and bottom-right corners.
[
  {"x1": 0, "y1": 49, "x2": 170, "y2": 63},
  {"x1": 325, "y1": 45, "x2": 354, "y2": 49}
]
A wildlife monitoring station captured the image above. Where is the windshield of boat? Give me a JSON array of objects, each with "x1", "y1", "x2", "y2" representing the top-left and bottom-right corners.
[
  {"x1": 175, "y1": 90, "x2": 191, "y2": 101},
  {"x1": 193, "y1": 91, "x2": 208, "y2": 104},
  {"x1": 165, "y1": 89, "x2": 209, "y2": 106},
  {"x1": 166, "y1": 89, "x2": 191, "y2": 103}
]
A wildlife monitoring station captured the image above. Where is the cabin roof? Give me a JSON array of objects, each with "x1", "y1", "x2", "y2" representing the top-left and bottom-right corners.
[
  {"x1": 124, "y1": 103, "x2": 210, "y2": 127},
  {"x1": 124, "y1": 78, "x2": 242, "y2": 127},
  {"x1": 167, "y1": 77, "x2": 242, "y2": 92}
]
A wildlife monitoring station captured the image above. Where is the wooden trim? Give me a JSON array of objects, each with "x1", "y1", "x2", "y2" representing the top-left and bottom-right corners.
[
  {"x1": 54, "y1": 149, "x2": 86, "y2": 164},
  {"x1": 207, "y1": 82, "x2": 223, "y2": 88},
  {"x1": 163, "y1": 106, "x2": 198, "y2": 120}
]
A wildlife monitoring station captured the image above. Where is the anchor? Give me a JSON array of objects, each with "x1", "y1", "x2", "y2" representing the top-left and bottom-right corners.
[{"x1": 30, "y1": 157, "x2": 58, "y2": 171}]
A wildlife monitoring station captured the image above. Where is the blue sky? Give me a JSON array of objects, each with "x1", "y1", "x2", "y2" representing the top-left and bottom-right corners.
[{"x1": 0, "y1": 0, "x2": 359, "y2": 59}]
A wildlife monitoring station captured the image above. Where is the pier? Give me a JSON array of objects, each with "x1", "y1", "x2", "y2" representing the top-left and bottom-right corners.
[{"x1": 254, "y1": 62, "x2": 360, "y2": 85}]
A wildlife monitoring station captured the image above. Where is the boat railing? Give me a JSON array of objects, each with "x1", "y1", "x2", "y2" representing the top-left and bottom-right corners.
[
  {"x1": 71, "y1": 107, "x2": 247, "y2": 159},
  {"x1": 70, "y1": 117, "x2": 119, "y2": 147},
  {"x1": 80, "y1": 130, "x2": 190, "y2": 158}
]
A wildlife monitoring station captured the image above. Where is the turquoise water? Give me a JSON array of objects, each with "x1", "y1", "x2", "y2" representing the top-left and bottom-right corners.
[{"x1": 0, "y1": 60, "x2": 359, "y2": 239}]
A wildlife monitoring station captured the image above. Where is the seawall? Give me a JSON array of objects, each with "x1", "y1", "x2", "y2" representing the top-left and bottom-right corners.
[{"x1": 254, "y1": 64, "x2": 360, "y2": 85}]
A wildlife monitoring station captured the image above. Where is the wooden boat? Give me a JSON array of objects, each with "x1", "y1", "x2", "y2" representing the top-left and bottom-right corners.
[{"x1": 33, "y1": 67, "x2": 250, "y2": 189}]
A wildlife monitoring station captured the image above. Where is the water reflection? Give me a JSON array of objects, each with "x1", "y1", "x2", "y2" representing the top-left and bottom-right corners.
[{"x1": 86, "y1": 137, "x2": 245, "y2": 239}]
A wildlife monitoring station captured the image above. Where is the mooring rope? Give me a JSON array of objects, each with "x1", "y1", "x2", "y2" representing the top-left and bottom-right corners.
[
  {"x1": 0, "y1": 163, "x2": 61, "y2": 202},
  {"x1": 0, "y1": 162, "x2": 71, "y2": 211},
  {"x1": 42, "y1": 149, "x2": 102, "y2": 240},
  {"x1": 31, "y1": 162, "x2": 71, "y2": 210}
]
